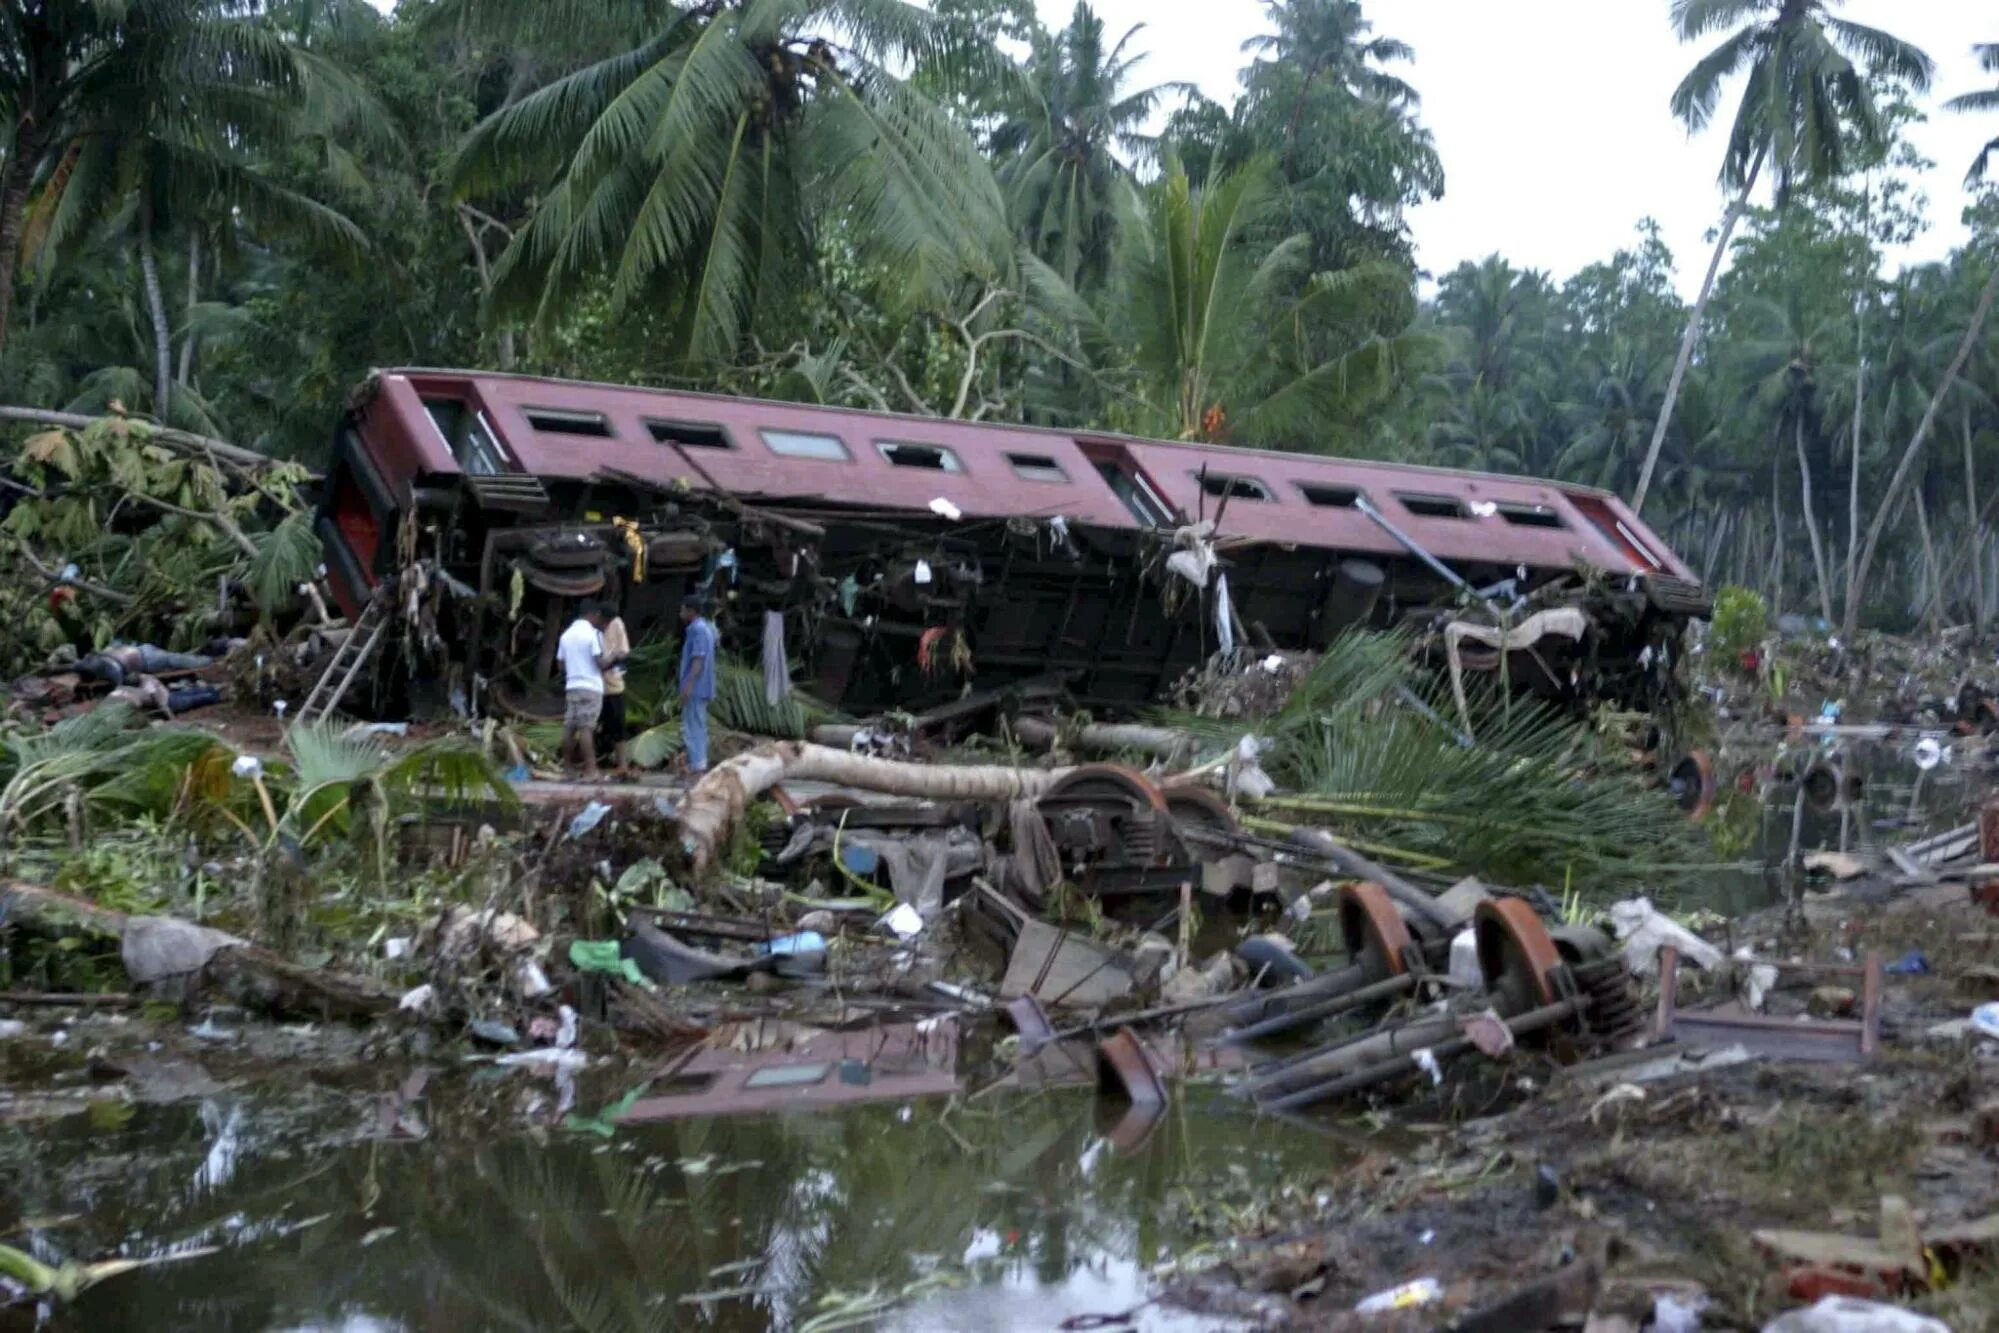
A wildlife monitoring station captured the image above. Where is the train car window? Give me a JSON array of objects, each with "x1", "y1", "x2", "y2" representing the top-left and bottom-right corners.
[
  {"x1": 1007, "y1": 453, "x2": 1070, "y2": 483},
  {"x1": 422, "y1": 396, "x2": 511, "y2": 476},
  {"x1": 761, "y1": 429, "x2": 852, "y2": 461},
  {"x1": 1094, "y1": 461, "x2": 1174, "y2": 525},
  {"x1": 646, "y1": 419, "x2": 733, "y2": 449},
  {"x1": 1295, "y1": 482, "x2": 1362, "y2": 508},
  {"x1": 1194, "y1": 471, "x2": 1274, "y2": 502},
  {"x1": 876, "y1": 441, "x2": 963, "y2": 472},
  {"x1": 1396, "y1": 492, "x2": 1468, "y2": 519},
  {"x1": 1496, "y1": 503, "x2": 1566, "y2": 529},
  {"x1": 523, "y1": 408, "x2": 615, "y2": 438}
]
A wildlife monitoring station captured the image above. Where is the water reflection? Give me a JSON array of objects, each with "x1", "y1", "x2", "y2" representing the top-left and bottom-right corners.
[{"x1": 0, "y1": 1069, "x2": 1340, "y2": 1331}]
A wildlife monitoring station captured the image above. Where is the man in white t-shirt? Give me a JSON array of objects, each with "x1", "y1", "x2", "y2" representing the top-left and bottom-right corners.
[{"x1": 556, "y1": 602, "x2": 623, "y2": 780}]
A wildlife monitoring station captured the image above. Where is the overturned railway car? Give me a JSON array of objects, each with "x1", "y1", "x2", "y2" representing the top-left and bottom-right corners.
[{"x1": 316, "y1": 369, "x2": 1708, "y2": 719}]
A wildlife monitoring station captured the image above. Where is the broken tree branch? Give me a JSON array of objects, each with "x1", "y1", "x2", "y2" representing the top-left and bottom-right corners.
[
  {"x1": 678, "y1": 742, "x2": 1072, "y2": 873},
  {"x1": 0, "y1": 405, "x2": 271, "y2": 472},
  {"x1": 0, "y1": 879, "x2": 402, "y2": 1022}
]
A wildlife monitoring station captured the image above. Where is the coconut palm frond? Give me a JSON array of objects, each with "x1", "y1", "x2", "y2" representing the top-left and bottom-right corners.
[
  {"x1": 246, "y1": 510, "x2": 319, "y2": 618},
  {"x1": 382, "y1": 741, "x2": 519, "y2": 809}
]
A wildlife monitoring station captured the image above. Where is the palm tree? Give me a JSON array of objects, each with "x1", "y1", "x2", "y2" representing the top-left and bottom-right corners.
[
  {"x1": 1845, "y1": 42, "x2": 1999, "y2": 635},
  {"x1": 1240, "y1": 0, "x2": 1417, "y2": 166},
  {"x1": 1948, "y1": 43, "x2": 1999, "y2": 185},
  {"x1": 989, "y1": 5, "x2": 1186, "y2": 291},
  {"x1": 1629, "y1": 0, "x2": 1932, "y2": 516},
  {"x1": 17, "y1": 19, "x2": 375, "y2": 419},
  {"x1": 1110, "y1": 157, "x2": 1434, "y2": 449},
  {"x1": 0, "y1": 2, "x2": 355, "y2": 366},
  {"x1": 447, "y1": 0, "x2": 1010, "y2": 363}
]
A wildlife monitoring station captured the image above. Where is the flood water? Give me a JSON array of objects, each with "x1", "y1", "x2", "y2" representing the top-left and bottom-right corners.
[{"x1": 0, "y1": 1047, "x2": 1343, "y2": 1332}]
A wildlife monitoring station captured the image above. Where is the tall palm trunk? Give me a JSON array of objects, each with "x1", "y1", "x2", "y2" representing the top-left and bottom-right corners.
[
  {"x1": 1914, "y1": 490, "x2": 1944, "y2": 633},
  {"x1": 176, "y1": 234, "x2": 200, "y2": 388},
  {"x1": 1844, "y1": 258, "x2": 1999, "y2": 639},
  {"x1": 1966, "y1": 403, "x2": 1984, "y2": 634},
  {"x1": 1631, "y1": 151, "x2": 1764, "y2": 515},
  {"x1": 1847, "y1": 181, "x2": 1869, "y2": 602},
  {"x1": 139, "y1": 224, "x2": 173, "y2": 421},
  {"x1": 1796, "y1": 417, "x2": 1834, "y2": 624},
  {"x1": 0, "y1": 120, "x2": 46, "y2": 361},
  {"x1": 1769, "y1": 449, "x2": 1785, "y2": 610}
]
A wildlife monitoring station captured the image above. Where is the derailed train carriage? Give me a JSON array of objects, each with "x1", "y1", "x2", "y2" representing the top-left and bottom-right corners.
[{"x1": 315, "y1": 368, "x2": 1710, "y2": 722}]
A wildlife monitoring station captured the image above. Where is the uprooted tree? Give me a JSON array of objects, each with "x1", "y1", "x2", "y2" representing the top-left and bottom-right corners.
[{"x1": 0, "y1": 410, "x2": 317, "y2": 677}]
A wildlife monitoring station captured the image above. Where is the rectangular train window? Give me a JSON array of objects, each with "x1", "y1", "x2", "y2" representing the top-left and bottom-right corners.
[
  {"x1": 523, "y1": 407, "x2": 615, "y2": 438},
  {"x1": 1007, "y1": 453, "x2": 1069, "y2": 483},
  {"x1": 1296, "y1": 482, "x2": 1362, "y2": 508},
  {"x1": 761, "y1": 429, "x2": 851, "y2": 462},
  {"x1": 1195, "y1": 471, "x2": 1274, "y2": 502},
  {"x1": 646, "y1": 419, "x2": 733, "y2": 449},
  {"x1": 1496, "y1": 503, "x2": 1565, "y2": 530},
  {"x1": 877, "y1": 441, "x2": 963, "y2": 472},
  {"x1": 422, "y1": 396, "x2": 512, "y2": 476},
  {"x1": 1396, "y1": 492, "x2": 1468, "y2": 519}
]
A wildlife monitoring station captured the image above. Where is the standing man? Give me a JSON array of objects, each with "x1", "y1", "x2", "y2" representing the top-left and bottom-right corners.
[
  {"x1": 598, "y1": 604, "x2": 633, "y2": 777},
  {"x1": 557, "y1": 602, "x2": 621, "y2": 780},
  {"x1": 678, "y1": 595, "x2": 718, "y2": 775}
]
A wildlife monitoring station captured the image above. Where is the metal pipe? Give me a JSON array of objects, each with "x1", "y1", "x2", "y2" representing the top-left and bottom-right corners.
[
  {"x1": 1224, "y1": 972, "x2": 1418, "y2": 1044},
  {"x1": 1354, "y1": 494, "x2": 1484, "y2": 603},
  {"x1": 1259, "y1": 997, "x2": 1586, "y2": 1112},
  {"x1": 1251, "y1": 1014, "x2": 1460, "y2": 1093}
]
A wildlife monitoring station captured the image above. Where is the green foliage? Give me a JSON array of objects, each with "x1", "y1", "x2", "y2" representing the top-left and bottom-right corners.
[
  {"x1": 1174, "y1": 631, "x2": 1705, "y2": 895},
  {"x1": 1709, "y1": 586, "x2": 1770, "y2": 664}
]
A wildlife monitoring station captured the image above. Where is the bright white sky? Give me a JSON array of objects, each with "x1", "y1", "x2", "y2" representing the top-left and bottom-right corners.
[{"x1": 1061, "y1": 0, "x2": 1992, "y2": 294}]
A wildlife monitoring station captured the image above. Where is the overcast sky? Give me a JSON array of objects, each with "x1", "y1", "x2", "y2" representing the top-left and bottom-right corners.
[{"x1": 1059, "y1": 0, "x2": 1992, "y2": 295}]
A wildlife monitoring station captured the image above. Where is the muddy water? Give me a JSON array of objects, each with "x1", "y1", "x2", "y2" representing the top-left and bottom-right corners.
[{"x1": 0, "y1": 1052, "x2": 1342, "y2": 1331}]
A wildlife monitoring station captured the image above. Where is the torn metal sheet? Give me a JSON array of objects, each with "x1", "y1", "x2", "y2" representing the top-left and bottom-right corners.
[{"x1": 615, "y1": 1020, "x2": 959, "y2": 1122}]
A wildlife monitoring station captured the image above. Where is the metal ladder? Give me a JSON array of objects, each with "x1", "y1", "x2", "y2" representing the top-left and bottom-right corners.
[{"x1": 296, "y1": 599, "x2": 386, "y2": 728}]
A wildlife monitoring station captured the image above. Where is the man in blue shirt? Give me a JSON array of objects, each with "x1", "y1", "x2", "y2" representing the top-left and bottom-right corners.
[{"x1": 678, "y1": 596, "x2": 718, "y2": 774}]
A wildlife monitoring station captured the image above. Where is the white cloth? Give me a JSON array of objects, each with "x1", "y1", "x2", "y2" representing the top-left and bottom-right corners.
[{"x1": 558, "y1": 619, "x2": 605, "y2": 694}]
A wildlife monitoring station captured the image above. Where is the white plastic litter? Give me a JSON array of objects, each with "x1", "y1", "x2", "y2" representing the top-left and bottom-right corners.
[
  {"x1": 0, "y1": 1020, "x2": 26, "y2": 1040},
  {"x1": 231, "y1": 755, "x2": 264, "y2": 779},
  {"x1": 1654, "y1": 1292, "x2": 1706, "y2": 1333},
  {"x1": 927, "y1": 497, "x2": 963, "y2": 521},
  {"x1": 1914, "y1": 737, "x2": 1944, "y2": 771},
  {"x1": 555, "y1": 1004, "x2": 579, "y2": 1049},
  {"x1": 1971, "y1": 1002, "x2": 1999, "y2": 1042},
  {"x1": 398, "y1": 983, "x2": 436, "y2": 1014},
  {"x1": 384, "y1": 937, "x2": 413, "y2": 961},
  {"x1": 1609, "y1": 898, "x2": 1723, "y2": 975},
  {"x1": 567, "y1": 801, "x2": 612, "y2": 840},
  {"x1": 513, "y1": 958, "x2": 553, "y2": 999},
  {"x1": 880, "y1": 903, "x2": 924, "y2": 939},
  {"x1": 1469, "y1": 500, "x2": 1498, "y2": 517},
  {"x1": 913, "y1": 560, "x2": 933, "y2": 585},
  {"x1": 1215, "y1": 574, "x2": 1236, "y2": 655},
  {"x1": 1355, "y1": 1276, "x2": 1440, "y2": 1314},
  {"x1": 495, "y1": 1047, "x2": 589, "y2": 1072},
  {"x1": 1411, "y1": 1047, "x2": 1443, "y2": 1086},
  {"x1": 1448, "y1": 930, "x2": 1483, "y2": 989},
  {"x1": 1735, "y1": 945, "x2": 1780, "y2": 1011},
  {"x1": 1759, "y1": 1296, "x2": 1950, "y2": 1332}
]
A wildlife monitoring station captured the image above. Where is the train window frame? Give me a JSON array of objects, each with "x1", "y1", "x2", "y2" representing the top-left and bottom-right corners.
[
  {"x1": 1395, "y1": 492, "x2": 1470, "y2": 519},
  {"x1": 1495, "y1": 502, "x2": 1567, "y2": 530},
  {"x1": 875, "y1": 440, "x2": 965, "y2": 473},
  {"x1": 1193, "y1": 470, "x2": 1276, "y2": 503},
  {"x1": 645, "y1": 418, "x2": 735, "y2": 450},
  {"x1": 1294, "y1": 482, "x2": 1364, "y2": 509},
  {"x1": 522, "y1": 406, "x2": 616, "y2": 439},
  {"x1": 760, "y1": 428, "x2": 853, "y2": 462},
  {"x1": 1006, "y1": 452, "x2": 1070, "y2": 483}
]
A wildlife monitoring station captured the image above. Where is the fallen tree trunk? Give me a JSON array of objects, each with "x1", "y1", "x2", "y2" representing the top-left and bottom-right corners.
[
  {"x1": 807, "y1": 719, "x2": 1194, "y2": 762},
  {"x1": 0, "y1": 879, "x2": 401, "y2": 1021},
  {"x1": 0, "y1": 406, "x2": 273, "y2": 472},
  {"x1": 679, "y1": 741, "x2": 1071, "y2": 873}
]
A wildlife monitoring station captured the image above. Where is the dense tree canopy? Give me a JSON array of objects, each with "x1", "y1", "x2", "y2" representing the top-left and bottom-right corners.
[{"x1": 0, "y1": 1, "x2": 1996, "y2": 632}]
